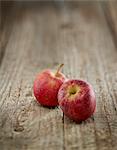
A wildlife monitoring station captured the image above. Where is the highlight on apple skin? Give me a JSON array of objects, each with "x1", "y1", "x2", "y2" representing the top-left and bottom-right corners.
[
  {"x1": 33, "y1": 64, "x2": 66, "y2": 107},
  {"x1": 58, "y1": 79, "x2": 96, "y2": 122}
]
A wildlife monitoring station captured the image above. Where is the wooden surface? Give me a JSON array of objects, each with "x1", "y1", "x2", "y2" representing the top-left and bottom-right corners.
[
  {"x1": 0, "y1": 2, "x2": 117, "y2": 150},
  {"x1": 103, "y1": 1, "x2": 117, "y2": 42}
]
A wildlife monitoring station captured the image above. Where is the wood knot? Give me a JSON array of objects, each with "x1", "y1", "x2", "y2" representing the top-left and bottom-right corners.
[
  {"x1": 14, "y1": 125, "x2": 24, "y2": 132},
  {"x1": 13, "y1": 119, "x2": 24, "y2": 132}
]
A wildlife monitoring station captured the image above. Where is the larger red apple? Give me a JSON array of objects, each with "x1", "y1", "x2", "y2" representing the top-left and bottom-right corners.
[
  {"x1": 33, "y1": 64, "x2": 66, "y2": 107},
  {"x1": 58, "y1": 79, "x2": 96, "y2": 122}
]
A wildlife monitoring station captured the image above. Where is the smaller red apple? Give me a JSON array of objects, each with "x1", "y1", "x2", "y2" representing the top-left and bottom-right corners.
[
  {"x1": 33, "y1": 64, "x2": 66, "y2": 107},
  {"x1": 58, "y1": 79, "x2": 96, "y2": 122}
]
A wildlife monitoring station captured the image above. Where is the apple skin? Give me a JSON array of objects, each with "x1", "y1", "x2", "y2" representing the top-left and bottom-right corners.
[
  {"x1": 58, "y1": 79, "x2": 96, "y2": 122},
  {"x1": 33, "y1": 69, "x2": 66, "y2": 107}
]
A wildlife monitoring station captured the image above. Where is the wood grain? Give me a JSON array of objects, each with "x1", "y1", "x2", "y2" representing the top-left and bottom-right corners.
[
  {"x1": 0, "y1": 3, "x2": 65, "y2": 150},
  {"x1": 0, "y1": 2, "x2": 2, "y2": 56},
  {"x1": 62, "y1": 2, "x2": 117, "y2": 150},
  {"x1": 102, "y1": 1, "x2": 117, "y2": 45},
  {"x1": 0, "y1": 2, "x2": 117, "y2": 150},
  {"x1": 0, "y1": 2, "x2": 15, "y2": 67},
  {"x1": 0, "y1": 2, "x2": 1, "y2": 32}
]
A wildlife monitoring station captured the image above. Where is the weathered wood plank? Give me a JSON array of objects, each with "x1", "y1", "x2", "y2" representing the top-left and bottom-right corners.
[
  {"x1": 0, "y1": 2, "x2": 2, "y2": 63},
  {"x1": 0, "y1": 2, "x2": 117, "y2": 150},
  {"x1": 102, "y1": 1, "x2": 117, "y2": 44},
  {"x1": 62, "y1": 2, "x2": 117, "y2": 150},
  {"x1": 0, "y1": 2, "x2": 15, "y2": 67},
  {"x1": 0, "y1": 2, "x2": 1, "y2": 32},
  {"x1": 0, "y1": 3, "x2": 64, "y2": 150}
]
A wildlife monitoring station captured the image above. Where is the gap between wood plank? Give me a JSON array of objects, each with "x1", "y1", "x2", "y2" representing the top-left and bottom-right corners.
[{"x1": 62, "y1": 113, "x2": 65, "y2": 150}]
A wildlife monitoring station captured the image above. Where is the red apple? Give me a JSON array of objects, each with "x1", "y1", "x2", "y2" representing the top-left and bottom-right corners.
[
  {"x1": 58, "y1": 79, "x2": 96, "y2": 122},
  {"x1": 33, "y1": 64, "x2": 66, "y2": 107}
]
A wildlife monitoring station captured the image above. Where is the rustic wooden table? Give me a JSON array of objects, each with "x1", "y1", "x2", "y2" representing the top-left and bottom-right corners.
[{"x1": 0, "y1": 1, "x2": 117, "y2": 150}]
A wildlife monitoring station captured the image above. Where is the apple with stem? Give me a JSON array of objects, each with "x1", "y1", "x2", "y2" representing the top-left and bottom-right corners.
[
  {"x1": 58, "y1": 79, "x2": 96, "y2": 122},
  {"x1": 33, "y1": 64, "x2": 66, "y2": 107}
]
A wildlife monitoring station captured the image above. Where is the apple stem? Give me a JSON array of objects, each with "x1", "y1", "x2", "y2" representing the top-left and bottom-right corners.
[{"x1": 55, "y1": 64, "x2": 64, "y2": 76}]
